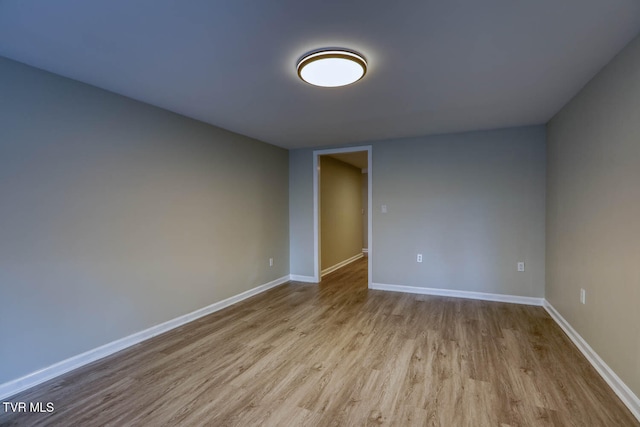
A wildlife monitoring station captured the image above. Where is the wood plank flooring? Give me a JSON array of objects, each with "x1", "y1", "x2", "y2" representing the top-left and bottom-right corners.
[{"x1": 1, "y1": 258, "x2": 637, "y2": 426}]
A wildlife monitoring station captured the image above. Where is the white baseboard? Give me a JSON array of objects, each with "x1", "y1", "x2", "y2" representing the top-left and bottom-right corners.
[
  {"x1": 369, "y1": 283, "x2": 544, "y2": 306},
  {"x1": 362, "y1": 248, "x2": 369, "y2": 254},
  {"x1": 0, "y1": 275, "x2": 291, "y2": 401},
  {"x1": 321, "y1": 253, "x2": 364, "y2": 277},
  {"x1": 543, "y1": 301, "x2": 640, "y2": 421},
  {"x1": 289, "y1": 274, "x2": 318, "y2": 283}
]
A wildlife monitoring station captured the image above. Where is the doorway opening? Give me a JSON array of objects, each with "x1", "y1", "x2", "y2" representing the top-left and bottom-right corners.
[{"x1": 313, "y1": 146, "x2": 372, "y2": 287}]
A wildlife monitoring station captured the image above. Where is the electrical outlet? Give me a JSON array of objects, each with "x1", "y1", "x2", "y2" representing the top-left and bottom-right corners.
[
  {"x1": 417, "y1": 254, "x2": 423, "y2": 263},
  {"x1": 381, "y1": 204, "x2": 387, "y2": 213},
  {"x1": 580, "y1": 288, "x2": 586, "y2": 304},
  {"x1": 269, "y1": 258, "x2": 274, "y2": 267},
  {"x1": 517, "y1": 262, "x2": 525, "y2": 272}
]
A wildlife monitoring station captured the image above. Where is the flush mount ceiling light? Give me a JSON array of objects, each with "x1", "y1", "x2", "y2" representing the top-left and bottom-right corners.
[{"x1": 297, "y1": 49, "x2": 367, "y2": 87}]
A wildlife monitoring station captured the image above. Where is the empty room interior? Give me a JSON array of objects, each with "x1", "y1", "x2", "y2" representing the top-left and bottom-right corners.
[{"x1": 1, "y1": 1, "x2": 639, "y2": 425}]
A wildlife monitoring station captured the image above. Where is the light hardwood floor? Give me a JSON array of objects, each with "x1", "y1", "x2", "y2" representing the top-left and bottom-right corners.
[{"x1": 1, "y1": 258, "x2": 637, "y2": 426}]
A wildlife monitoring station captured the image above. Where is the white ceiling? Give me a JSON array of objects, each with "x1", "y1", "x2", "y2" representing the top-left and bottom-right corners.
[{"x1": 1, "y1": 1, "x2": 639, "y2": 149}]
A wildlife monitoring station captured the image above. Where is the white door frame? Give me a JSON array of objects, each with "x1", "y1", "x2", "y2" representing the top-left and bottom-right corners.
[{"x1": 313, "y1": 145, "x2": 372, "y2": 287}]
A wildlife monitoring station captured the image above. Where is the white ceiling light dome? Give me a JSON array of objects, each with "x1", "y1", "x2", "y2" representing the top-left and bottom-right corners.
[{"x1": 297, "y1": 49, "x2": 367, "y2": 87}]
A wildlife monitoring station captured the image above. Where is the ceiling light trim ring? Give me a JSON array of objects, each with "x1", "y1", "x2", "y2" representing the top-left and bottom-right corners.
[{"x1": 297, "y1": 49, "x2": 367, "y2": 87}]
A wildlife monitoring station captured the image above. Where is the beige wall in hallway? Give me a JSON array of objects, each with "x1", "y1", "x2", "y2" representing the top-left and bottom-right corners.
[
  {"x1": 320, "y1": 156, "x2": 363, "y2": 271},
  {"x1": 546, "y1": 34, "x2": 640, "y2": 397}
]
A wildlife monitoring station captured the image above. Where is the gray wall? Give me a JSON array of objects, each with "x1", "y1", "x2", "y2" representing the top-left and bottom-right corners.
[
  {"x1": 0, "y1": 57, "x2": 289, "y2": 384},
  {"x1": 546, "y1": 34, "x2": 640, "y2": 397},
  {"x1": 290, "y1": 126, "x2": 546, "y2": 296},
  {"x1": 320, "y1": 156, "x2": 363, "y2": 271},
  {"x1": 289, "y1": 149, "x2": 314, "y2": 277}
]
